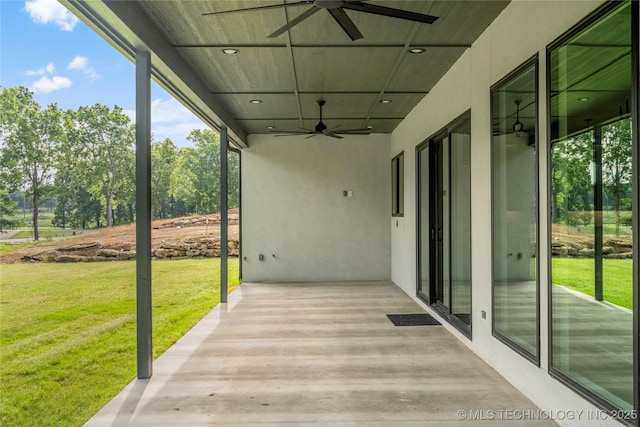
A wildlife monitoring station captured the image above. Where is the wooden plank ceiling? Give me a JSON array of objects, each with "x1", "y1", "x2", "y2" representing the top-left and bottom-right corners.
[{"x1": 66, "y1": 1, "x2": 511, "y2": 145}]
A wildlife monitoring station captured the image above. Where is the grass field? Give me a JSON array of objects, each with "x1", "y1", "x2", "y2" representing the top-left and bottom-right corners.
[
  {"x1": 2, "y1": 210, "x2": 88, "y2": 239},
  {"x1": 0, "y1": 242, "x2": 36, "y2": 254},
  {"x1": 0, "y1": 258, "x2": 240, "y2": 426},
  {"x1": 10, "y1": 229, "x2": 79, "y2": 239},
  {"x1": 552, "y1": 258, "x2": 632, "y2": 309}
]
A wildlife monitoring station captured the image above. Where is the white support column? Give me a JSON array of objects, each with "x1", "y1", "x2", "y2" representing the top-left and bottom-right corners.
[
  {"x1": 135, "y1": 49, "x2": 153, "y2": 379},
  {"x1": 220, "y1": 127, "x2": 229, "y2": 303}
]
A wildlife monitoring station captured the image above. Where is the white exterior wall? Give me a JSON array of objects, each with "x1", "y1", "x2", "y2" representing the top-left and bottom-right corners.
[
  {"x1": 242, "y1": 133, "x2": 391, "y2": 282},
  {"x1": 391, "y1": 1, "x2": 620, "y2": 426}
]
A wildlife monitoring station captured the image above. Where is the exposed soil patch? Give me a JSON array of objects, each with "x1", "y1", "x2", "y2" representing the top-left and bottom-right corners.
[
  {"x1": 1, "y1": 210, "x2": 239, "y2": 264},
  {"x1": 551, "y1": 223, "x2": 633, "y2": 258}
]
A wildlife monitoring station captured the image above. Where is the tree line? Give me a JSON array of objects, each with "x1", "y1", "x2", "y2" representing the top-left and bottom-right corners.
[
  {"x1": 0, "y1": 86, "x2": 239, "y2": 239},
  {"x1": 551, "y1": 117, "x2": 632, "y2": 234}
]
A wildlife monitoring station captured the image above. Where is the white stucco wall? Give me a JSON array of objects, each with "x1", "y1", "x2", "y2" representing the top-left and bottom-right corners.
[
  {"x1": 242, "y1": 133, "x2": 391, "y2": 282},
  {"x1": 390, "y1": 1, "x2": 619, "y2": 426}
]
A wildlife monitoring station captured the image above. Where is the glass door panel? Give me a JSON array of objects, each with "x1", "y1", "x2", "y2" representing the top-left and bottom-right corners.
[
  {"x1": 450, "y1": 131, "x2": 471, "y2": 326},
  {"x1": 417, "y1": 145, "x2": 431, "y2": 301},
  {"x1": 435, "y1": 137, "x2": 449, "y2": 310}
]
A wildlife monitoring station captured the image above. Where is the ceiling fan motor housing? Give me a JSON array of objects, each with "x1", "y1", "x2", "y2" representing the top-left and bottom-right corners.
[{"x1": 315, "y1": 121, "x2": 328, "y2": 132}]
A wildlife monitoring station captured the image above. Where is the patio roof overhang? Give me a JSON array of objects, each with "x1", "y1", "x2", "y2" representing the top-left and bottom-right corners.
[
  {"x1": 60, "y1": 0, "x2": 511, "y2": 148},
  {"x1": 57, "y1": 0, "x2": 512, "y2": 380}
]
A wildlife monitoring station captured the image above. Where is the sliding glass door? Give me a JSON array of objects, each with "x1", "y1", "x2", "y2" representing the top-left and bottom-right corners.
[{"x1": 417, "y1": 113, "x2": 471, "y2": 336}]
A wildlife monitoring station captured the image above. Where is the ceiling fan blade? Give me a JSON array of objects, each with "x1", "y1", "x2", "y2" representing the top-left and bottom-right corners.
[
  {"x1": 311, "y1": 132, "x2": 343, "y2": 139},
  {"x1": 273, "y1": 133, "x2": 313, "y2": 137},
  {"x1": 270, "y1": 130, "x2": 314, "y2": 135},
  {"x1": 334, "y1": 127, "x2": 372, "y2": 133},
  {"x1": 328, "y1": 8, "x2": 363, "y2": 41},
  {"x1": 342, "y1": 2, "x2": 439, "y2": 24},
  {"x1": 268, "y1": 6, "x2": 321, "y2": 38},
  {"x1": 203, "y1": 1, "x2": 311, "y2": 16}
]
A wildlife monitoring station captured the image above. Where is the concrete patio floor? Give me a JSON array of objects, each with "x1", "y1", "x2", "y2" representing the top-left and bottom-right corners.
[{"x1": 86, "y1": 281, "x2": 556, "y2": 426}]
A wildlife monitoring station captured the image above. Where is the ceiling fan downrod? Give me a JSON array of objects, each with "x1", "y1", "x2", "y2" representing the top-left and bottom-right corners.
[{"x1": 316, "y1": 100, "x2": 327, "y2": 133}]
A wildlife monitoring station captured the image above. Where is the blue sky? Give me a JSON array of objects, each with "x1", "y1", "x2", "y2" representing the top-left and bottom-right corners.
[{"x1": 0, "y1": 0, "x2": 206, "y2": 147}]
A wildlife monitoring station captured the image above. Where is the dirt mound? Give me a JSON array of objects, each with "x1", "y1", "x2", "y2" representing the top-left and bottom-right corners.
[
  {"x1": 0, "y1": 211, "x2": 239, "y2": 264},
  {"x1": 551, "y1": 223, "x2": 633, "y2": 258}
]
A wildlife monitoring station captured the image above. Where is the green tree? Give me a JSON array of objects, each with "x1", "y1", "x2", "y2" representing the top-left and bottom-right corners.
[
  {"x1": 602, "y1": 118, "x2": 632, "y2": 235},
  {"x1": 152, "y1": 138, "x2": 178, "y2": 219},
  {"x1": 0, "y1": 187, "x2": 17, "y2": 232},
  {"x1": 71, "y1": 186, "x2": 103, "y2": 229},
  {"x1": 170, "y1": 146, "x2": 198, "y2": 215},
  {"x1": 0, "y1": 86, "x2": 64, "y2": 240},
  {"x1": 70, "y1": 104, "x2": 135, "y2": 227},
  {"x1": 178, "y1": 129, "x2": 241, "y2": 215},
  {"x1": 228, "y1": 149, "x2": 240, "y2": 210},
  {"x1": 551, "y1": 130, "x2": 593, "y2": 225},
  {"x1": 52, "y1": 110, "x2": 78, "y2": 230},
  {"x1": 51, "y1": 170, "x2": 74, "y2": 229},
  {"x1": 113, "y1": 148, "x2": 135, "y2": 225},
  {"x1": 187, "y1": 129, "x2": 220, "y2": 214}
]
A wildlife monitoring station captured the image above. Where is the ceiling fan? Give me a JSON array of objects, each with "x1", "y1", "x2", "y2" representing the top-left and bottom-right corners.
[
  {"x1": 271, "y1": 100, "x2": 371, "y2": 139},
  {"x1": 203, "y1": 1, "x2": 439, "y2": 41}
]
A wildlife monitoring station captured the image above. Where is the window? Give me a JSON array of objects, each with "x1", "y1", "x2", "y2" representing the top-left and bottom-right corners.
[
  {"x1": 549, "y1": 1, "x2": 634, "y2": 414},
  {"x1": 392, "y1": 152, "x2": 404, "y2": 216},
  {"x1": 491, "y1": 57, "x2": 539, "y2": 362}
]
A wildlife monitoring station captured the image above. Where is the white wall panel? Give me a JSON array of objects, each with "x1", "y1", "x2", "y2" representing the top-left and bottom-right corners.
[{"x1": 242, "y1": 133, "x2": 391, "y2": 282}]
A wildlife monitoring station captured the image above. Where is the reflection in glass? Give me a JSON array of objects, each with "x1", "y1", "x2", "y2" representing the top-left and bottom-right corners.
[
  {"x1": 549, "y1": 1, "x2": 633, "y2": 411},
  {"x1": 491, "y1": 60, "x2": 538, "y2": 358},
  {"x1": 391, "y1": 152, "x2": 404, "y2": 216},
  {"x1": 450, "y1": 130, "x2": 471, "y2": 326},
  {"x1": 418, "y1": 147, "x2": 430, "y2": 301}
]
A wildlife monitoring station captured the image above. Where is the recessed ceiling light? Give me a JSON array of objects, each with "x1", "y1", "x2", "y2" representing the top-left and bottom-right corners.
[
  {"x1": 409, "y1": 48, "x2": 425, "y2": 54},
  {"x1": 578, "y1": 97, "x2": 589, "y2": 102},
  {"x1": 266, "y1": 125, "x2": 274, "y2": 130},
  {"x1": 367, "y1": 125, "x2": 373, "y2": 129},
  {"x1": 222, "y1": 48, "x2": 238, "y2": 54},
  {"x1": 250, "y1": 99, "x2": 262, "y2": 104},
  {"x1": 380, "y1": 99, "x2": 392, "y2": 104}
]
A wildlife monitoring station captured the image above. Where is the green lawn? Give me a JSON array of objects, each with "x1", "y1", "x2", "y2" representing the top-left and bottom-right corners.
[
  {"x1": 11, "y1": 229, "x2": 78, "y2": 239},
  {"x1": 4, "y1": 210, "x2": 55, "y2": 229},
  {"x1": 0, "y1": 242, "x2": 36, "y2": 254},
  {"x1": 0, "y1": 258, "x2": 240, "y2": 426},
  {"x1": 552, "y1": 258, "x2": 632, "y2": 309}
]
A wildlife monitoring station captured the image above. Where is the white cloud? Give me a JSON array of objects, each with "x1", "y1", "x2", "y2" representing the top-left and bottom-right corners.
[
  {"x1": 67, "y1": 56, "x2": 100, "y2": 80},
  {"x1": 123, "y1": 98, "x2": 208, "y2": 147},
  {"x1": 25, "y1": 62, "x2": 55, "y2": 76},
  {"x1": 67, "y1": 56, "x2": 87, "y2": 70},
  {"x1": 25, "y1": 0, "x2": 78, "y2": 32},
  {"x1": 151, "y1": 98, "x2": 200, "y2": 124},
  {"x1": 31, "y1": 76, "x2": 72, "y2": 94}
]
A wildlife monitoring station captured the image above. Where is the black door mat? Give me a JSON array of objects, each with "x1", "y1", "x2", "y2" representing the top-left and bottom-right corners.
[{"x1": 387, "y1": 313, "x2": 441, "y2": 326}]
